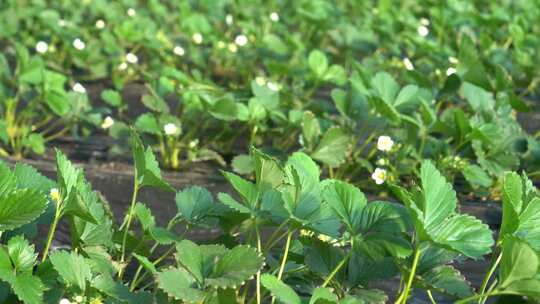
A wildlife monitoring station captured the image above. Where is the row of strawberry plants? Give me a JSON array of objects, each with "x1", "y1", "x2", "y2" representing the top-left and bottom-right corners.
[
  {"x1": 0, "y1": 130, "x2": 539, "y2": 303},
  {"x1": 1, "y1": 1, "x2": 539, "y2": 196}
]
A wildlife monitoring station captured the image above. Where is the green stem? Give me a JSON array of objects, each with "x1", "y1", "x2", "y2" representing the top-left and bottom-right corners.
[
  {"x1": 478, "y1": 253, "x2": 502, "y2": 304},
  {"x1": 255, "y1": 220, "x2": 262, "y2": 304},
  {"x1": 119, "y1": 177, "x2": 140, "y2": 278},
  {"x1": 42, "y1": 202, "x2": 61, "y2": 262},
  {"x1": 398, "y1": 246, "x2": 422, "y2": 304},
  {"x1": 455, "y1": 291, "x2": 503, "y2": 304},
  {"x1": 277, "y1": 230, "x2": 294, "y2": 280},
  {"x1": 427, "y1": 290, "x2": 437, "y2": 304},
  {"x1": 321, "y1": 250, "x2": 351, "y2": 287}
]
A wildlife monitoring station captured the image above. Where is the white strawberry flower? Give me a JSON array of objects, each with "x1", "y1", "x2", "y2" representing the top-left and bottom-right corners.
[
  {"x1": 36, "y1": 41, "x2": 48, "y2": 54},
  {"x1": 59, "y1": 299, "x2": 71, "y2": 304},
  {"x1": 74, "y1": 296, "x2": 84, "y2": 303},
  {"x1": 118, "y1": 62, "x2": 128, "y2": 71},
  {"x1": 58, "y1": 19, "x2": 67, "y2": 27},
  {"x1": 267, "y1": 81, "x2": 279, "y2": 92},
  {"x1": 95, "y1": 19, "x2": 106, "y2": 29},
  {"x1": 173, "y1": 45, "x2": 185, "y2": 56},
  {"x1": 371, "y1": 168, "x2": 388, "y2": 185},
  {"x1": 377, "y1": 135, "x2": 394, "y2": 152},
  {"x1": 101, "y1": 116, "x2": 114, "y2": 129},
  {"x1": 164, "y1": 123, "x2": 178, "y2": 136},
  {"x1": 448, "y1": 56, "x2": 459, "y2": 64},
  {"x1": 50, "y1": 188, "x2": 61, "y2": 202},
  {"x1": 127, "y1": 8, "x2": 136, "y2": 17},
  {"x1": 72, "y1": 38, "x2": 86, "y2": 50},
  {"x1": 225, "y1": 14, "x2": 233, "y2": 25},
  {"x1": 270, "y1": 12, "x2": 279, "y2": 22},
  {"x1": 420, "y1": 18, "x2": 430, "y2": 26},
  {"x1": 192, "y1": 33, "x2": 203, "y2": 44},
  {"x1": 417, "y1": 25, "x2": 429, "y2": 37},
  {"x1": 402, "y1": 57, "x2": 414, "y2": 70},
  {"x1": 446, "y1": 67, "x2": 457, "y2": 76},
  {"x1": 72, "y1": 82, "x2": 86, "y2": 94},
  {"x1": 234, "y1": 34, "x2": 248, "y2": 47},
  {"x1": 125, "y1": 52, "x2": 138, "y2": 64}
]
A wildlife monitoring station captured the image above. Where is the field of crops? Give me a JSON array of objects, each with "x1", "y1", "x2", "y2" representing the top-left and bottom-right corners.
[{"x1": 1, "y1": 1, "x2": 540, "y2": 303}]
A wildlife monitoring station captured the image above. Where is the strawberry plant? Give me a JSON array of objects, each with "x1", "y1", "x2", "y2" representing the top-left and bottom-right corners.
[{"x1": 0, "y1": 130, "x2": 538, "y2": 303}]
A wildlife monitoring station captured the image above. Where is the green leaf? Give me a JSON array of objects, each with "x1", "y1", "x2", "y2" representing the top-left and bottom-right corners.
[
  {"x1": 252, "y1": 148, "x2": 284, "y2": 190},
  {"x1": 430, "y1": 214, "x2": 493, "y2": 259},
  {"x1": 141, "y1": 94, "x2": 169, "y2": 113},
  {"x1": 206, "y1": 245, "x2": 264, "y2": 288},
  {"x1": 462, "y1": 164, "x2": 492, "y2": 189},
  {"x1": 462, "y1": 83, "x2": 495, "y2": 113},
  {"x1": 501, "y1": 279, "x2": 540, "y2": 298},
  {"x1": 419, "y1": 161, "x2": 457, "y2": 232},
  {"x1": 135, "y1": 113, "x2": 161, "y2": 135},
  {"x1": 175, "y1": 240, "x2": 206, "y2": 284},
  {"x1": 0, "y1": 162, "x2": 15, "y2": 197},
  {"x1": 371, "y1": 72, "x2": 399, "y2": 104},
  {"x1": 49, "y1": 250, "x2": 92, "y2": 291},
  {"x1": 311, "y1": 127, "x2": 351, "y2": 168},
  {"x1": 499, "y1": 237, "x2": 539, "y2": 288},
  {"x1": 231, "y1": 154, "x2": 254, "y2": 175},
  {"x1": 323, "y1": 65, "x2": 346, "y2": 85},
  {"x1": 92, "y1": 275, "x2": 152, "y2": 304},
  {"x1": 418, "y1": 265, "x2": 473, "y2": 298},
  {"x1": 130, "y1": 130, "x2": 174, "y2": 192},
  {"x1": 175, "y1": 186, "x2": 216, "y2": 225},
  {"x1": 7, "y1": 236, "x2": 37, "y2": 273},
  {"x1": 310, "y1": 287, "x2": 338, "y2": 304},
  {"x1": 220, "y1": 171, "x2": 258, "y2": 210},
  {"x1": 10, "y1": 273, "x2": 44, "y2": 304},
  {"x1": 132, "y1": 253, "x2": 157, "y2": 275},
  {"x1": 55, "y1": 149, "x2": 82, "y2": 198},
  {"x1": 394, "y1": 85, "x2": 419, "y2": 110},
  {"x1": 514, "y1": 197, "x2": 540, "y2": 250},
  {"x1": 0, "y1": 189, "x2": 47, "y2": 231},
  {"x1": 308, "y1": 50, "x2": 328, "y2": 78},
  {"x1": 322, "y1": 180, "x2": 366, "y2": 232},
  {"x1": 13, "y1": 163, "x2": 54, "y2": 192},
  {"x1": 301, "y1": 111, "x2": 321, "y2": 150},
  {"x1": 101, "y1": 89, "x2": 123, "y2": 107},
  {"x1": 134, "y1": 202, "x2": 156, "y2": 231},
  {"x1": 156, "y1": 268, "x2": 204, "y2": 302},
  {"x1": 209, "y1": 97, "x2": 238, "y2": 121},
  {"x1": 500, "y1": 172, "x2": 522, "y2": 236},
  {"x1": 22, "y1": 133, "x2": 45, "y2": 155},
  {"x1": 261, "y1": 274, "x2": 301, "y2": 304}
]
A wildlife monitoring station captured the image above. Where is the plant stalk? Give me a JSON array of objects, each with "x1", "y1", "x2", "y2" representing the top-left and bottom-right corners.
[
  {"x1": 42, "y1": 202, "x2": 61, "y2": 262},
  {"x1": 119, "y1": 177, "x2": 140, "y2": 278},
  {"x1": 322, "y1": 250, "x2": 352, "y2": 287},
  {"x1": 398, "y1": 246, "x2": 422, "y2": 304}
]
